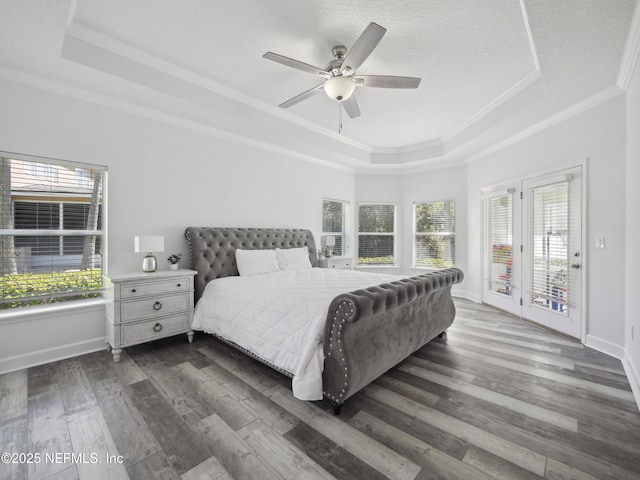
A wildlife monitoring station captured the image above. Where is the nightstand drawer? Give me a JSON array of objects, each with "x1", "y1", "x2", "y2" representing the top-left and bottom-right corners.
[
  {"x1": 121, "y1": 313, "x2": 191, "y2": 345},
  {"x1": 329, "y1": 258, "x2": 352, "y2": 269},
  {"x1": 120, "y1": 279, "x2": 190, "y2": 299},
  {"x1": 319, "y1": 257, "x2": 354, "y2": 270},
  {"x1": 121, "y1": 292, "x2": 190, "y2": 321}
]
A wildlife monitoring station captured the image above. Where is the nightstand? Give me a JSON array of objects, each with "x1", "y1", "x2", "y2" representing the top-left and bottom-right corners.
[
  {"x1": 318, "y1": 256, "x2": 354, "y2": 270},
  {"x1": 104, "y1": 269, "x2": 197, "y2": 362}
]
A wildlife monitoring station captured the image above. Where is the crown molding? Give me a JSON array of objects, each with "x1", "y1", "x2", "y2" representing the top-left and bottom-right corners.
[
  {"x1": 617, "y1": 0, "x2": 640, "y2": 90},
  {"x1": 63, "y1": 23, "x2": 373, "y2": 155},
  {"x1": 62, "y1": 22, "x2": 546, "y2": 168},
  {"x1": 0, "y1": 66, "x2": 357, "y2": 174},
  {"x1": 520, "y1": 0, "x2": 540, "y2": 72},
  {"x1": 367, "y1": 0, "x2": 541, "y2": 162},
  {"x1": 466, "y1": 85, "x2": 624, "y2": 165},
  {"x1": 441, "y1": 0, "x2": 540, "y2": 145}
]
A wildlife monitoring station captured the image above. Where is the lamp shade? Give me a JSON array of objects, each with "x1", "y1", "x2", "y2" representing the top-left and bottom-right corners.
[
  {"x1": 134, "y1": 236, "x2": 164, "y2": 253},
  {"x1": 323, "y1": 76, "x2": 356, "y2": 102},
  {"x1": 321, "y1": 235, "x2": 336, "y2": 247}
]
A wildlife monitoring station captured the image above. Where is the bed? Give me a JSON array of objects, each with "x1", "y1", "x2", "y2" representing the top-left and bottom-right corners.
[{"x1": 185, "y1": 227, "x2": 463, "y2": 413}]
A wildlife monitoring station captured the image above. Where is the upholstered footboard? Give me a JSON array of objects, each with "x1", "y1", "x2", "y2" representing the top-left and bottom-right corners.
[{"x1": 322, "y1": 267, "x2": 464, "y2": 412}]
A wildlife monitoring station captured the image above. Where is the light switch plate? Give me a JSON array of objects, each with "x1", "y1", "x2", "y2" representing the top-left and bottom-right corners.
[{"x1": 595, "y1": 237, "x2": 605, "y2": 249}]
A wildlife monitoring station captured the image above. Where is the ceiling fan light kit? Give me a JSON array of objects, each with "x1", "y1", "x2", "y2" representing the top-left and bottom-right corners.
[
  {"x1": 263, "y1": 22, "x2": 421, "y2": 120},
  {"x1": 323, "y1": 75, "x2": 356, "y2": 102}
]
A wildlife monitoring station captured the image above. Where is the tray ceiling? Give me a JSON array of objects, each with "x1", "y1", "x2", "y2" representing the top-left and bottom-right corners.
[{"x1": 0, "y1": 0, "x2": 636, "y2": 170}]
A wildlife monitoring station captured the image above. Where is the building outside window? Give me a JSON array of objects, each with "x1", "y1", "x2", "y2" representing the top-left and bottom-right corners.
[
  {"x1": 358, "y1": 203, "x2": 395, "y2": 266},
  {"x1": 1, "y1": 155, "x2": 106, "y2": 309}
]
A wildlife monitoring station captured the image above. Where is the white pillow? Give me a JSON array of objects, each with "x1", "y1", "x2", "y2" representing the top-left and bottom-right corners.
[
  {"x1": 276, "y1": 246, "x2": 312, "y2": 270},
  {"x1": 235, "y1": 248, "x2": 280, "y2": 276}
]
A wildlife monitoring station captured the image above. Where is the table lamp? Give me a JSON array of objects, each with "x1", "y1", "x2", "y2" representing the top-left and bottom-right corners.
[
  {"x1": 321, "y1": 235, "x2": 336, "y2": 258},
  {"x1": 134, "y1": 235, "x2": 164, "y2": 272}
]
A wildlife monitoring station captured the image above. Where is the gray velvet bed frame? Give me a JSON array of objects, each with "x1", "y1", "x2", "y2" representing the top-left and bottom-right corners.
[{"x1": 185, "y1": 227, "x2": 463, "y2": 414}]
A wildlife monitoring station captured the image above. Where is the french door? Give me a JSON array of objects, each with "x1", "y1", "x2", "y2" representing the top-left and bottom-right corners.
[{"x1": 483, "y1": 166, "x2": 583, "y2": 339}]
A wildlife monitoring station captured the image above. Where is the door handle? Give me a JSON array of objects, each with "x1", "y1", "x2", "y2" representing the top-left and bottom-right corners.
[{"x1": 571, "y1": 263, "x2": 580, "y2": 269}]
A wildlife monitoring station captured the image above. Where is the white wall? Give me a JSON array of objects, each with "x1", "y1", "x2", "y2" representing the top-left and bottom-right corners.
[
  {"x1": 624, "y1": 53, "x2": 640, "y2": 400},
  {"x1": 466, "y1": 94, "x2": 627, "y2": 353},
  {"x1": 0, "y1": 78, "x2": 355, "y2": 372}
]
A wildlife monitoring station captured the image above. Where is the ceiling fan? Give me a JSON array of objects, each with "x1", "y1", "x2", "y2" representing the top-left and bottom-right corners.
[{"x1": 263, "y1": 22, "x2": 421, "y2": 119}]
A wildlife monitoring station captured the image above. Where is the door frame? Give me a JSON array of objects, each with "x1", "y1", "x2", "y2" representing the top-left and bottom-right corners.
[{"x1": 480, "y1": 159, "x2": 588, "y2": 343}]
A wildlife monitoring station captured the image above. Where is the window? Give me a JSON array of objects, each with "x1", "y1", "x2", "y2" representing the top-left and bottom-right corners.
[
  {"x1": 1, "y1": 154, "x2": 106, "y2": 309},
  {"x1": 358, "y1": 204, "x2": 395, "y2": 266},
  {"x1": 413, "y1": 200, "x2": 455, "y2": 268},
  {"x1": 485, "y1": 191, "x2": 514, "y2": 296},
  {"x1": 75, "y1": 168, "x2": 92, "y2": 187},
  {"x1": 529, "y1": 180, "x2": 569, "y2": 311},
  {"x1": 322, "y1": 199, "x2": 348, "y2": 256},
  {"x1": 23, "y1": 161, "x2": 59, "y2": 182}
]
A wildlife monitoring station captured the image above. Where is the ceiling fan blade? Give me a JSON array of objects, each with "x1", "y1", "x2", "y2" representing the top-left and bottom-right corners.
[
  {"x1": 279, "y1": 84, "x2": 324, "y2": 108},
  {"x1": 263, "y1": 52, "x2": 331, "y2": 78},
  {"x1": 340, "y1": 22, "x2": 386, "y2": 75},
  {"x1": 354, "y1": 75, "x2": 421, "y2": 89},
  {"x1": 342, "y1": 95, "x2": 361, "y2": 119}
]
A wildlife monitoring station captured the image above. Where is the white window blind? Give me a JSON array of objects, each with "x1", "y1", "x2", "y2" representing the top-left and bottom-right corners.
[
  {"x1": 322, "y1": 199, "x2": 348, "y2": 256},
  {"x1": 413, "y1": 200, "x2": 455, "y2": 268},
  {"x1": 485, "y1": 192, "x2": 513, "y2": 296},
  {"x1": 1, "y1": 156, "x2": 106, "y2": 309},
  {"x1": 528, "y1": 180, "x2": 569, "y2": 312},
  {"x1": 358, "y1": 204, "x2": 395, "y2": 266}
]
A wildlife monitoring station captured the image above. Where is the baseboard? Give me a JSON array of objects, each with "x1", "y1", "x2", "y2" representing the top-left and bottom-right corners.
[
  {"x1": 452, "y1": 289, "x2": 481, "y2": 303},
  {"x1": 0, "y1": 336, "x2": 107, "y2": 375},
  {"x1": 622, "y1": 349, "x2": 640, "y2": 413},
  {"x1": 584, "y1": 334, "x2": 625, "y2": 360}
]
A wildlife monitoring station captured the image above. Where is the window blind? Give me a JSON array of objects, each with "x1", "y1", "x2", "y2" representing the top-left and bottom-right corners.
[
  {"x1": 0, "y1": 156, "x2": 106, "y2": 309},
  {"x1": 528, "y1": 180, "x2": 569, "y2": 311},
  {"x1": 485, "y1": 192, "x2": 513, "y2": 296},
  {"x1": 358, "y1": 204, "x2": 395, "y2": 266},
  {"x1": 322, "y1": 199, "x2": 347, "y2": 256},
  {"x1": 413, "y1": 200, "x2": 455, "y2": 268}
]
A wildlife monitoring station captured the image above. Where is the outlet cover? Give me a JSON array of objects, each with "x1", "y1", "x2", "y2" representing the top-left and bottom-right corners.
[{"x1": 595, "y1": 237, "x2": 605, "y2": 249}]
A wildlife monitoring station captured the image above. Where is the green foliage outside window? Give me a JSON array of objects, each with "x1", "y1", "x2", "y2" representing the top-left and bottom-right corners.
[
  {"x1": 358, "y1": 204, "x2": 395, "y2": 265},
  {"x1": 414, "y1": 200, "x2": 455, "y2": 268},
  {"x1": 0, "y1": 270, "x2": 102, "y2": 309}
]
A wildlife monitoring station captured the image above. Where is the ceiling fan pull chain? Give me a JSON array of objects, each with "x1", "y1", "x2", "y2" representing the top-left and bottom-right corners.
[{"x1": 338, "y1": 102, "x2": 343, "y2": 134}]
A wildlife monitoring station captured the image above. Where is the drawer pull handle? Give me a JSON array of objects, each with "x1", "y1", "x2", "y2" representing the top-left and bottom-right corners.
[
  {"x1": 177, "y1": 283, "x2": 181, "y2": 287},
  {"x1": 153, "y1": 323, "x2": 163, "y2": 333},
  {"x1": 131, "y1": 289, "x2": 137, "y2": 293},
  {"x1": 153, "y1": 301, "x2": 163, "y2": 311}
]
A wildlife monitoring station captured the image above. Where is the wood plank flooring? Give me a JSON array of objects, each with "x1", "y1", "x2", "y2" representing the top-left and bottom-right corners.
[{"x1": 1, "y1": 298, "x2": 639, "y2": 480}]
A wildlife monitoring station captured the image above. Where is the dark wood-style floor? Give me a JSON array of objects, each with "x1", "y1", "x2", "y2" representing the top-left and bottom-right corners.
[{"x1": 1, "y1": 299, "x2": 639, "y2": 480}]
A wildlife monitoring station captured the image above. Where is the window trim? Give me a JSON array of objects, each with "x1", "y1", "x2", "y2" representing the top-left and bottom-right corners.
[
  {"x1": 357, "y1": 202, "x2": 397, "y2": 267},
  {"x1": 412, "y1": 198, "x2": 456, "y2": 269},
  {"x1": 1, "y1": 151, "x2": 108, "y2": 310}
]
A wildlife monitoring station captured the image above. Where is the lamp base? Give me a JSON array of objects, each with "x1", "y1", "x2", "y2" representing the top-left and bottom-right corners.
[{"x1": 142, "y1": 253, "x2": 157, "y2": 272}]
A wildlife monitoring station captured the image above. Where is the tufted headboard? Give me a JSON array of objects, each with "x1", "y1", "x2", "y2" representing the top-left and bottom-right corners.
[{"x1": 185, "y1": 227, "x2": 318, "y2": 303}]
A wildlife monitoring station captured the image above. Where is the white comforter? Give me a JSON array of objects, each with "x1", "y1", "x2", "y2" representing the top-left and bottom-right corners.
[{"x1": 192, "y1": 267, "x2": 403, "y2": 400}]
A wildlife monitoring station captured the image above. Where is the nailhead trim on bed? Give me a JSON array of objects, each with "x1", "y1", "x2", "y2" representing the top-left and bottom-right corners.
[{"x1": 323, "y1": 267, "x2": 464, "y2": 405}]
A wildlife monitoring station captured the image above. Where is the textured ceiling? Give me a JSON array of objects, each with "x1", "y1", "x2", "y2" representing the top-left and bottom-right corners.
[{"x1": 0, "y1": 0, "x2": 636, "y2": 169}]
